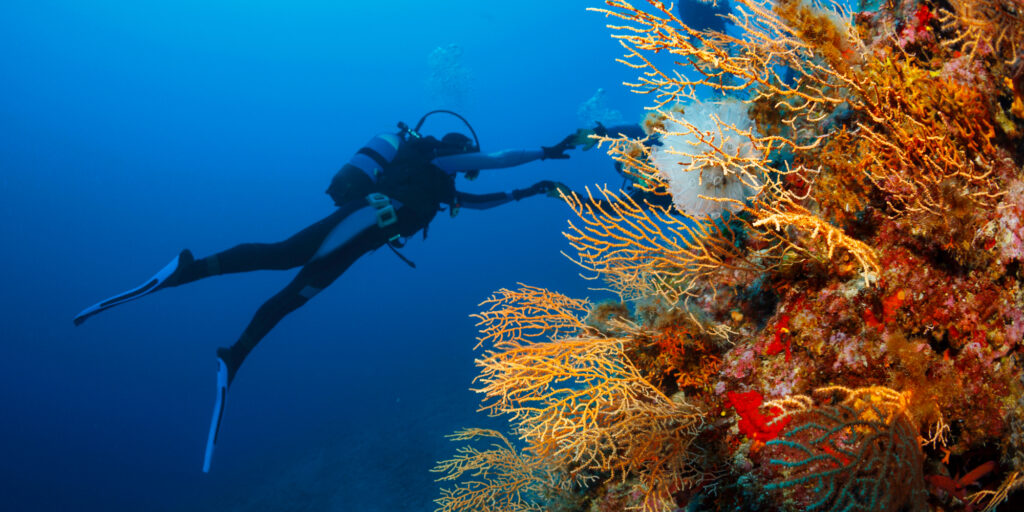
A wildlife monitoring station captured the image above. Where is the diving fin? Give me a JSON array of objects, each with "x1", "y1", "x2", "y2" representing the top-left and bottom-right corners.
[
  {"x1": 73, "y1": 250, "x2": 194, "y2": 326},
  {"x1": 202, "y1": 355, "x2": 230, "y2": 473}
]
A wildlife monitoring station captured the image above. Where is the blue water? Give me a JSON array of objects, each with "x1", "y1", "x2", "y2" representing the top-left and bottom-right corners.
[{"x1": 0, "y1": 1, "x2": 654, "y2": 510}]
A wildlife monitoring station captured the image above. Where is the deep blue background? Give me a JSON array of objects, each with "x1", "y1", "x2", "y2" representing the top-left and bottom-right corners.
[{"x1": 0, "y1": 1, "x2": 651, "y2": 510}]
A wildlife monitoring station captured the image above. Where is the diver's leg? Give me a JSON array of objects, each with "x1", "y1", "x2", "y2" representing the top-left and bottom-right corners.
[
  {"x1": 202, "y1": 201, "x2": 419, "y2": 472},
  {"x1": 215, "y1": 205, "x2": 395, "y2": 386},
  {"x1": 202, "y1": 200, "x2": 396, "y2": 472},
  {"x1": 203, "y1": 226, "x2": 385, "y2": 472},
  {"x1": 73, "y1": 204, "x2": 358, "y2": 326},
  {"x1": 171, "y1": 204, "x2": 362, "y2": 285}
]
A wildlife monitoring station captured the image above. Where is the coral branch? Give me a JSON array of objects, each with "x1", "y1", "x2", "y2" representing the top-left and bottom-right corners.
[
  {"x1": 475, "y1": 329, "x2": 705, "y2": 510},
  {"x1": 472, "y1": 284, "x2": 592, "y2": 350},
  {"x1": 562, "y1": 185, "x2": 753, "y2": 303},
  {"x1": 432, "y1": 428, "x2": 569, "y2": 512},
  {"x1": 753, "y1": 212, "x2": 881, "y2": 284}
]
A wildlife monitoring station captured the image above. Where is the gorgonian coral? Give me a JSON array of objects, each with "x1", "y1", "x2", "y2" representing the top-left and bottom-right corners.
[{"x1": 435, "y1": 0, "x2": 1024, "y2": 510}]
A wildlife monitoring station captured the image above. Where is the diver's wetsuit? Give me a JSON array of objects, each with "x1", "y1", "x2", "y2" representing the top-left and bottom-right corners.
[
  {"x1": 69, "y1": 127, "x2": 574, "y2": 473},
  {"x1": 167, "y1": 145, "x2": 554, "y2": 382}
]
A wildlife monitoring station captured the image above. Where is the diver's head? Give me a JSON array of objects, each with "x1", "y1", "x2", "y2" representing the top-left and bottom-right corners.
[
  {"x1": 438, "y1": 132, "x2": 480, "y2": 179},
  {"x1": 437, "y1": 132, "x2": 478, "y2": 157}
]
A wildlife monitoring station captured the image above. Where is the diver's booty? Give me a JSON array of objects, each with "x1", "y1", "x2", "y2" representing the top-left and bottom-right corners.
[
  {"x1": 215, "y1": 346, "x2": 242, "y2": 388},
  {"x1": 160, "y1": 249, "x2": 195, "y2": 288},
  {"x1": 73, "y1": 249, "x2": 195, "y2": 326},
  {"x1": 203, "y1": 351, "x2": 231, "y2": 473}
]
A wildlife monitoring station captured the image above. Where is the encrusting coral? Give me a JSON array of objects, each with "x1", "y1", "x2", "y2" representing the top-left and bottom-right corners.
[{"x1": 434, "y1": 0, "x2": 1024, "y2": 510}]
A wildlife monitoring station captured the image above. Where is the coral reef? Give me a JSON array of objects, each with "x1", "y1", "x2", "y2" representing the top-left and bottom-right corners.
[{"x1": 434, "y1": 0, "x2": 1024, "y2": 510}]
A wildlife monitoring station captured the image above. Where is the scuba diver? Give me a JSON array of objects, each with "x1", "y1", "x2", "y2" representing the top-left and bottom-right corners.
[{"x1": 72, "y1": 110, "x2": 576, "y2": 472}]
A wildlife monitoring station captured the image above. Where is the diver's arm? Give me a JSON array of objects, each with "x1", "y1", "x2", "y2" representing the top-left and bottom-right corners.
[
  {"x1": 432, "y1": 135, "x2": 574, "y2": 174},
  {"x1": 602, "y1": 124, "x2": 646, "y2": 140},
  {"x1": 455, "y1": 191, "x2": 517, "y2": 210},
  {"x1": 432, "y1": 149, "x2": 545, "y2": 174},
  {"x1": 456, "y1": 181, "x2": 564, "y2": 210}
]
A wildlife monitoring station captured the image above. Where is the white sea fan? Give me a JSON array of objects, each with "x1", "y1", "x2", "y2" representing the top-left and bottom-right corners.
[{"x1": 650, "y1": 99, "x2": 762, "y2": 218}]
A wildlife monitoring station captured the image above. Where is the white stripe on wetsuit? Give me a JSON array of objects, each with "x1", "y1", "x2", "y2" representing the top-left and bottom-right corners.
[
  {"x1": 309, "y1": 205, "x2": 382, "y2": 263},
  {"x1": 431, "y1": 148, "x2": 544, "y2": 174}
]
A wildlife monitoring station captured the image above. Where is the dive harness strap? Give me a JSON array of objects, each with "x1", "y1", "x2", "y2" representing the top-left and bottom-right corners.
[
  {"x1": 366, "y1": 192, "x2": 397, "y2": 230},
  {"x1": 367, "y1": 193, "x2": 416, "y2": 269}
]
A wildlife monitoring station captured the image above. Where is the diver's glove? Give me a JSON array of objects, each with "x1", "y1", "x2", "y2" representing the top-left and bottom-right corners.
[
  {"x1": 512, "y1": 180, "x2": 571, "y2": 200},
  {"x1": 560, "y1": 122, "x2": 606, "y2": 152},
  {"x1": 540, "y1": 136, "x2": 575, "y2": 160}
]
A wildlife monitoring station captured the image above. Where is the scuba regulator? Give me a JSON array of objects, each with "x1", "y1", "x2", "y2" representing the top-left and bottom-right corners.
[{"x1": 397, "y1": 109, "x2": 481, "y2": 155}]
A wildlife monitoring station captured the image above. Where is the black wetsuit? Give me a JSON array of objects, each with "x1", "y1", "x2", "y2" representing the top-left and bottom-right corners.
[
  {"x1": 72, "y1": 126, "x2": 567, "y2": 388},
  {"x1": 164, "y1": 140, "x2": 557, "y2": 382},
  {"x1": 171, "y1": 201, "x2": 409, "y2": 374}
]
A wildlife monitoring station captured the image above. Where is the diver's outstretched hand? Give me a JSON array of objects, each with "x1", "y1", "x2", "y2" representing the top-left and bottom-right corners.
[
  {"x1": 540, "y1": 136, "x2": 575, "y2": 160},
  {"x1": 542, "y1": 121, "x2": 616, "y2": 159},
  {"x1": 536, "y1": 180, "x2": 572, "y2": 198},
  {"x1": 512, "y1": 180, "x2": 572, "y2": 200},
  {"x1": 560, "y1": 121, "x2": 607, "y2": 152}
]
